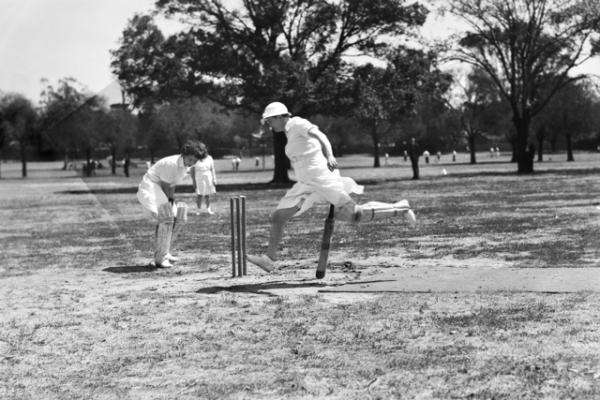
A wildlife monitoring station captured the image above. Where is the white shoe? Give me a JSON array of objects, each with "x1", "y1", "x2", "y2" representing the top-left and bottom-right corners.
[
  {"x1": 206, "y1": 208, "x2": 215, "y2": 215},
  {"x1": 156, "y1": 259, "x2": 174, "y2": 268},
  {"x1": 165, "y1": 253, "x2": 179, "y2": 262},
  {"x1": 246, "y1": 254, "x2": 275, "y2": 272}
]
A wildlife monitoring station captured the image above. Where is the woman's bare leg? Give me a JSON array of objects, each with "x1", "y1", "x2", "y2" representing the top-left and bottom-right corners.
[{"x1": 267, "y1": 206, "x2": 299, "y2": 260}]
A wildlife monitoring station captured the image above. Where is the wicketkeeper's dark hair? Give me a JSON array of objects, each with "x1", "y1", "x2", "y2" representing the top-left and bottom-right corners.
[{"x1": 181, "y1": 140, "x2": 208, "y2": 160}]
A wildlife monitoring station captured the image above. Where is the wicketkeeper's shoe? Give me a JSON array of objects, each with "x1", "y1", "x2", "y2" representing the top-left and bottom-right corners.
[
  {"x1": 246, "y1": 254, "x2": 275, "y2": 272},
  {"x1": 165, "y1": 253, "x2": 179, "y2": 262},
  {"x1": 156, "y1": 259, "x2": 174, "y2": 268}
]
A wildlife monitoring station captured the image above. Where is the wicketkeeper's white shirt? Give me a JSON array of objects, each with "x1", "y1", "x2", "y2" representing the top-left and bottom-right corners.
[
  {"x1": 137, "y1": 155, "x2": 189, "y2": 216},
  {"x1": 145, "y1": 155, "x2": 188, "y2": 184}
]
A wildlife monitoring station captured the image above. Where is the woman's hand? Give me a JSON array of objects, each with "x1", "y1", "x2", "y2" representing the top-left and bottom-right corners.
[{"x1": 326, "y1": 155, "x2": 338, "y2": 171}]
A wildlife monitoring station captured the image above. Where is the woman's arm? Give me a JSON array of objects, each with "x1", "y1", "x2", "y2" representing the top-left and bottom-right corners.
[
  {"x1": 190, "y1": 166, "x2": 197, "y2": 191},
  {"x1": 210, "y1": 159, "x2": 217, "y2": 185},
  {"x1": 307, "y1": 127, "x2": 338, "y2": 170},
  {"x1": 160, "y1": 181, "x2": 176, "y2": 203}
]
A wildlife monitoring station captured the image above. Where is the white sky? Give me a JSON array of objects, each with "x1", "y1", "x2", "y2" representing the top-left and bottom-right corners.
[
  {"x1": 1, "y1": 0, "x2": 598, "y2": 105},
  {"x1": 0, "y1": 0, "x2": 156, "y2": 104}
]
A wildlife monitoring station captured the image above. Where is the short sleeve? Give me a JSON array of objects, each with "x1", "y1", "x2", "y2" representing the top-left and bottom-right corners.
[{"x1": 287, "y1": 117, "x2": 317, "y2": 139}]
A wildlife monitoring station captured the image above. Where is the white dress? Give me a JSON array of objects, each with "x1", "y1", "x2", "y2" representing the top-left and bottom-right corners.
[
  {"x1": 137, "y1": 155, "x2": 188, "y2": 216},
  {"x1": 193, "y1": 156, "x2": 216, "y2": 195},
  {"x1": 277, "y1": 117, "x2": 363, "y2": 216}
]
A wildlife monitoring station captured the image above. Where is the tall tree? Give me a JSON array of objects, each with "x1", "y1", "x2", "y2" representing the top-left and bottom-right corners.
[
  {"x1": 447, "y1": 0, "x2": 600, "y2": 173},
  {"x1": 535, "y1": 79, "x2": 599, "y2": 161},
  {"x1": 0, "y1": 93, "x2": 38, "y2": 178},
  {"x1": 39, "y1": 78, "x2": 101, "y2": 171},
  {"x1": 453, "y1": 68, "x2": 511, "y2": 164},
  {"x1": 112, "y1": 0, "x2": 429, "y2": 182},
  {"x1": 98, "y1": 106, "x2": 138, "y2": 175},
  {"x1": 349, "y1": 47, "x2": 452, "y2": 167}
]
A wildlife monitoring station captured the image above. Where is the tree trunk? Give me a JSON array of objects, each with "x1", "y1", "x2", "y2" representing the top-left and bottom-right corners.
[
  {"x1": 271, "y1": 130, "x2": 291, "y2": 183},
  {"x1": 514, "y1": 117, "x2": 533, "y2": 174},
  {"x1": 510, "y1": 140, "x2": 517, "y2": 163},
  {"x1": 111, "y1": 146, "x2": 117, "y2": 175},
  {"x1": 537, "y1": 131, "x2": 544, "y2": 162},
  {"x1": 566, "y1": 131, "x2": 574, "y2": 162},
  {"x1": 124, "y1": 151, "x2": 131, "y2": 177},
  {"x1": 150, "y1": 148, "x2": 155, "y2": 164},
  {"x1": 372, "y1": 126, "x2": 380, "y2": 168},
  {"x1": 20, "y1": 143, "x2": 27, "y2": 178},
  {"x1": 468, "y1": 133, "x2": 476, "y2": 164}
]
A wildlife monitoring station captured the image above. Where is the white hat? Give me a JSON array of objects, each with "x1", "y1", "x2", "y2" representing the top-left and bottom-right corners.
[{"x1": 262, "y1": 102, "x2": 290, "y2": 119}]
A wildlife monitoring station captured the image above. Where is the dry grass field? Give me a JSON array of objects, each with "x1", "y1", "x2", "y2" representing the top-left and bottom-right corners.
[{"x1": 1, "y1": 152, "x2": 599, "y2": 399}]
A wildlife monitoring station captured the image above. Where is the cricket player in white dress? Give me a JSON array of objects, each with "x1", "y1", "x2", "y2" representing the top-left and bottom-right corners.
[
  {"x1": 247, "y1": 102, "x2": 416, "y2": 271},
  {"x1": 137, "y1": 140, "x2": 202, "y2": 267}
]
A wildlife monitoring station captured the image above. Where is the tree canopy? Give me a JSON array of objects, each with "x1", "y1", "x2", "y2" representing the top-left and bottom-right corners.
[
  {"x1": 348, "y1": 47, "x2": 452, "y2": 166},
  {"x1": 447, "y1": 0, "x2": 600, "y2": 173},
  {"x1": 112, "y1": 0, "x2": 429, "y2": 114},
  {"x1": 0, "y1": 93, "x2": 38, "y2": 177}
]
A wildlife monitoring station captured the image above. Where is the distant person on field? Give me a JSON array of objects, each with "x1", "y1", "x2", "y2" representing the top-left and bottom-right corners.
[
  {"x1": 190, "y1": 143, "x2": 217, "y2": 215},
  {"x1": 136, "y1": 140, "x2": 202, "y2": 267},
  {"x1": 423, "y1": 150, "x2": 430, "y2": 164},
  {"x1": 436, "y1": 151, "x2": 441, "y2": 162},
  {"x1": 408, "y1": 137, "x2": 420, "y2": 179},
  {"x1": 384, "y1": 152, "x2": 389, "y2": 166},
  {"x1": 255, "y1": 156, "x2": 260, "y2": 168},
  {"x1": 123, "y1": 157, "x2": 130, "y2": 177},
  {"x1": 452, "y1": 150, "x2": 457, "y2": 162},
  {"x1": 246, "y1": 102, "x2": 416, "y2": 272},
  {"x1": 232, "y1": 156, "x2": 241, "y2": 171}
]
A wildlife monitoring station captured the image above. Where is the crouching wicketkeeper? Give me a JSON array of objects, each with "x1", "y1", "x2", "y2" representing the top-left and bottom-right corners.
[{"x1": 136, "y1": 140, "x2": 203, "y2": 267}]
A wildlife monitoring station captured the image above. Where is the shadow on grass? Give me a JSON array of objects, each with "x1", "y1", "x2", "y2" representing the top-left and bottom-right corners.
[
  {"x1": 103, "y1": 264, "x2": 160, "y2": 273},
  {"x1": 196, "y1": 279, "x2": 395, "y2": 297}
]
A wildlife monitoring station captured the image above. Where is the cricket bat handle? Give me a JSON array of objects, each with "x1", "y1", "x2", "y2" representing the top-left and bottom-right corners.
[{"x1": 316, "y1": 205, "x2": 335, "y2": 279}]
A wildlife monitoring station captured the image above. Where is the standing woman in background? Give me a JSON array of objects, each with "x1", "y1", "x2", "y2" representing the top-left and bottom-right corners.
[{"x1": 190, "y1": 142, "x2": 217, "y2": 215}]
